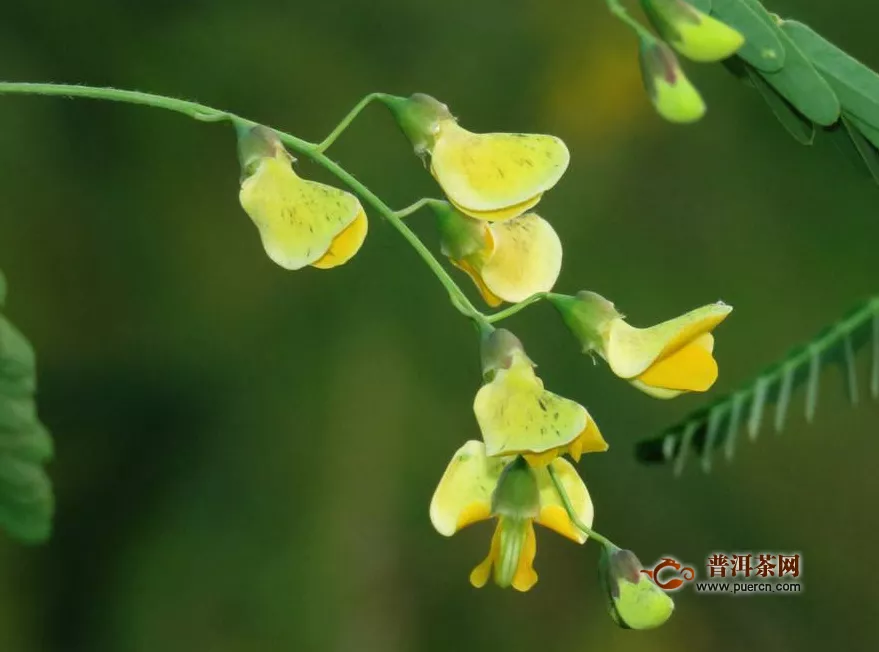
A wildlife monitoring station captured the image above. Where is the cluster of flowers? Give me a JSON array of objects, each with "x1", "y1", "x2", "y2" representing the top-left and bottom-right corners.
[{"x1": 232, "y1": 1, "x2": 740, "y2": 628}]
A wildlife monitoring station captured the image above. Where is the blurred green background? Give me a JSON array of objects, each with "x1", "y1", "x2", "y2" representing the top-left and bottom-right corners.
[{"x1": 2, "y1": 0, "x2": 879, "y2": 650}]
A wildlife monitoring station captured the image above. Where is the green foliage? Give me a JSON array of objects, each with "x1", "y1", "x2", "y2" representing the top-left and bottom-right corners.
[
  {"x1": 636, "y1": 297, "x2": 879, "y2": 475},
  {"x1": 0, "y1": 270, "x2": 54, "y2": 543},
  {"x1": 717, "y1": 1, "x2": 879, "y2": 182}
]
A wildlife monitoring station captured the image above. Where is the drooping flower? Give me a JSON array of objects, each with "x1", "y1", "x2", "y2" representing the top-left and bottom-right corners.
[
  {"x1": 641, "y1": 0, "x2": 744, "y2": 63},
  {"x1": 551, "y1": 291, "x2": 732, "y2": 398},
  {"x1": 599, "y1": 545, "x2": 675, "y2": 629},
  {"x1": 384, "y1": 94, "x2": 569, "y2": 221},
  {"x1": 639, "y1": 37, "x2": 706, "y2": 124},
  {"x1": 474, "y1": 329, "x2": 607, "y2": 465},
  {"x1": 430, "y1": 441, "x2": 594, "y2": 591},
  {"x1": 435, "y1": 204, "x2": 562, "y2": 307},
  {"x1": 237, "y1": 125, "x2": 368, "y2": 270}
]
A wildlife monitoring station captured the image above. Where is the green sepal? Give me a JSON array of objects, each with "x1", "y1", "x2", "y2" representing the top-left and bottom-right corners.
[
  {"x1": 433, "y1": 203, "x2": 487, "y2": 261},
  {"x1": 380, "y1": 93, "x2": 453, "y2": 157},
  {"x1": 712, "y1": 0, "x2": 785, "y2": 72},
  {"x1": 549, "y1": 291, "x2": 620, "y2": 354},
  {"x1": 782, "y1": 20, "x2": 879, "y2": 131},
  {"x1": 745, "y1": 65, "x2": 815, "y2": 145},
  {"x1": 479, "y1": 328, "x2": 529, "y2": 379},
  {"x1": 236, "y1": 123, "x2": 284, "y2": 179}
]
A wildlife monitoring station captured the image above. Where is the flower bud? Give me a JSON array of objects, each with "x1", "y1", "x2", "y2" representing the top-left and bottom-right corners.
[
  {"x1": 639, "y1": 37, "x2": 706, "y2": 124},
  {"x1": 549, "y1": 291, "x2": 621, "y2": 354},
  {"x1": 641, "y1": 0, "x2": 745, "y2": 63},
  {"x1": 599, "y1": 546, "x2": 675, "y2": 630},
  {"x1": 382, "y1": 93, "x2": 454, "y2": 157}
]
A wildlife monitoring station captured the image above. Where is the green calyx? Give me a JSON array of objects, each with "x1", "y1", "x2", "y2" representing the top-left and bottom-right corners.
[
  {"x1": 479, "y1": 328, "x2": 530, "y2": 379},
  {"x1": 381, "y1": 93, "x2": 454, "y2": 157},
  {"x1": 433, "y1": 203, "x2": 487, "y2": 261},
  {"x1": 236, "y1": 123, "x2": 284, "y2": 178},
  {"x1": 598, "y1": 545, "x2": 675, "y2": 630},
  {"x1": 550, "y1": 291, "x2": 620, "y2": 354},
  {"x1": 639, "y1": 36, "x2": 681, "y2": 98}
]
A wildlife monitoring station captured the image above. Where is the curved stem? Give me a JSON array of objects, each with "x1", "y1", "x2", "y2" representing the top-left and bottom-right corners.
[
  {"x1": 486, "y1": 292, "x2": 549, "y2": 324},
  {"x1": 606, "y1": 0, "x2": 655, "y2": 41},
  {"x1": 394, "y1": 197, "x2": 445, "y2": 219},
  {"x1": 548, "y1": 464, "x2": 617, "y2": 549},
  {"x1": 315, "y1": 92, "x2": 388, "y2": 153},
  {"x1": 0, "y1": 82, "x2": 487, "y2": 325}
]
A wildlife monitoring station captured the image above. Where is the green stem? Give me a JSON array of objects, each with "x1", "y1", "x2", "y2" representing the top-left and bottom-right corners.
[
  {"x1": 315, "y1": 92, "x2": 388, "y2": 153},
  {"x1": 0, "y1": 82, "x2": 486, "y2": 325},
  {"x1": 548, "y1": 464, "x2": 617, "y2": 549},
  {"x1": 394, "y1": 197, "x2": 446, "y2": 219},
  {"x1": 485, "y1": 293, "x2": 549, "y2": 324},
  {"x1": 606, "y1": 0, "x2": 655, "y2": 40}
]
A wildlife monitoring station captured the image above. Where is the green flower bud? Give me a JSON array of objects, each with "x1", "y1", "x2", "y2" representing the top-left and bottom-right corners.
[
  {"x1": 641, "y1": 0, "x2": 745, "y2": 63},
  {"x1": 381, "y1": 93, "x2": 454, "y2": 157},
  {"x1": 598, "y1": 546, "x2": 675, "y2": 630},
  {"x1": 639, "y1": 37, "x2": 706, "y2": 124},
  {"x1": 433, "y1": 203, "x2": 488, "y2": 261},
  {"x1": 549, "y1": 291, "x2": 621, "y2": 354}
]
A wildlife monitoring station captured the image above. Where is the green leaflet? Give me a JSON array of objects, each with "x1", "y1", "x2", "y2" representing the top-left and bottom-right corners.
[
  {"x1": 745, "y1": 65, "x2": 815, "y2": 145},
  {"x1": 712, "y1": 0, "x2": 785, "y2": 72},
  {"x1": 749, "y1": 19, "x2": 841, "y2": 125},
  {"x1": 836, "y1": 116, "x2": 879, "y2": 185},
  {"x1": 636, "y1": 297, "x2": 879, "y2": 475},
  {"x1": 782, "y1": 20, "x2": 879, "y2": 131},
  {"x1": 847, "y1": 114, "x2": 879, "y2": 150},
  {"x1": 0, "y1": 270, "x2": 54, "y2": 543}
]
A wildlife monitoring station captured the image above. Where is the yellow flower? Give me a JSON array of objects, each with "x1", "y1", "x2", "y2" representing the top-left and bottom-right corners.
[
  {"x1": 641, "y1": 0, "x2": 744, "y2": 63},
  {"x1": 237, "y1": 125, "x2": 367, "y2": 270},
  {"x1": 384, "y1": 94, "x2": 569, "y2": 221},
  {"x1": 599, "y1": 546, "x2": 674, "y2": 629},
  {"x1": 639, "y1": 39, "x2": 706, "y2": 124},
  {"x1": 436, "y1": 206, "x2": 562, "y2": 307},
  {"x1": 552, "y1": 291, "x2": 732, "y2": 398},
  {"x1": 475, "y1": 329, "x2": 607, "y2": 465},
  {"x1": 430, "y1": 441, "x2": 594, "y2": 591}
]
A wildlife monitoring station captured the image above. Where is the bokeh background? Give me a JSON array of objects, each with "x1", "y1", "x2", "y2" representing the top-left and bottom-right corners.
[{"x1": 1, "y1": 0, "x2": 878, "y2": 650}]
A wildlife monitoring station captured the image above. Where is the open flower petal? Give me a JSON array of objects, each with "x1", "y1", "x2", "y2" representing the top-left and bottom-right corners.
[
  {"x1": 479, "y1": 214, "x2": 563, "y2": 304},
  {"x1": 449, "y1": 195, "x2": 542, "y2": 223},
  {"x1": 239, "y1": 156, "x2": 363, "y2": 270},
  {"x1": 636, "y1": 332, "x2": 717, "y2": 391},
  {"x1": 469, "y1": 520, "x2": 538, "y2": 592},
  {"x1": 430, "y1": 121, "x2": 569, "y2": 220},
  {"x1": 474, "y1": 351, "x2": 590, "y2": 462},
  {"x1": 311, "y1": 210, "x2": 368, "y2": 269},
  {"x1": 534, "y1": 458, "x2": 594, "y2": 543},
  {"x1": 605, "y1": 302, "x2": 732, "y2": 379},
  {"x1": 430, "y1": 440, "x2": 505, "y2": 537}
]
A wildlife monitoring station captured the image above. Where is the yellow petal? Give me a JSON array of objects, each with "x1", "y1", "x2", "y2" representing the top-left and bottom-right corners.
[
  {"x1": 480, "y1": 214, "x2": 563, "y2": 304},
  {"x1": 511, "y1": 520, "x2": 539, "y2": 592},
  {"x1": 431, "y1": 121, "x2": 569, "y2": 219},
  {"x1": 474, "y1": 351, "x2": 587, "y2": 459},
  {"x1": 239, "y1": 156, "x2": 362, "y2": 270},
  {"x1": 535, "y1": 458, "x2": 594, "y2": 544},
  {"x1": 604, "y1": 302, "x2": 732, "y2": 379},
  {"x1": 522, "y1": 410, "x2": 608, "y2": 466},
  {"x1": 636, "y1": 332, "x2": 718, "y2": 391},
  {"x1": 451, "y1": 259, "x2": 503, "y2": 308},
  {"x1": 469, "y1": 522, "x2": 501, "y2": 589},
  {"x1": 310, "y1": 210, "x2": 368, "y2": 269},
  {"x1": 430, "y1": 440, "x2": 505, "y2": 537},
  {"x1": 449, "y1": 194, "x2": 542, "y2": 222},
  {"x1": 629, "y1": 379, "x2": 685, "y2": 400},
  {"x1": 653, "y1": 73, "x2": 706, "y2": 124}
]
